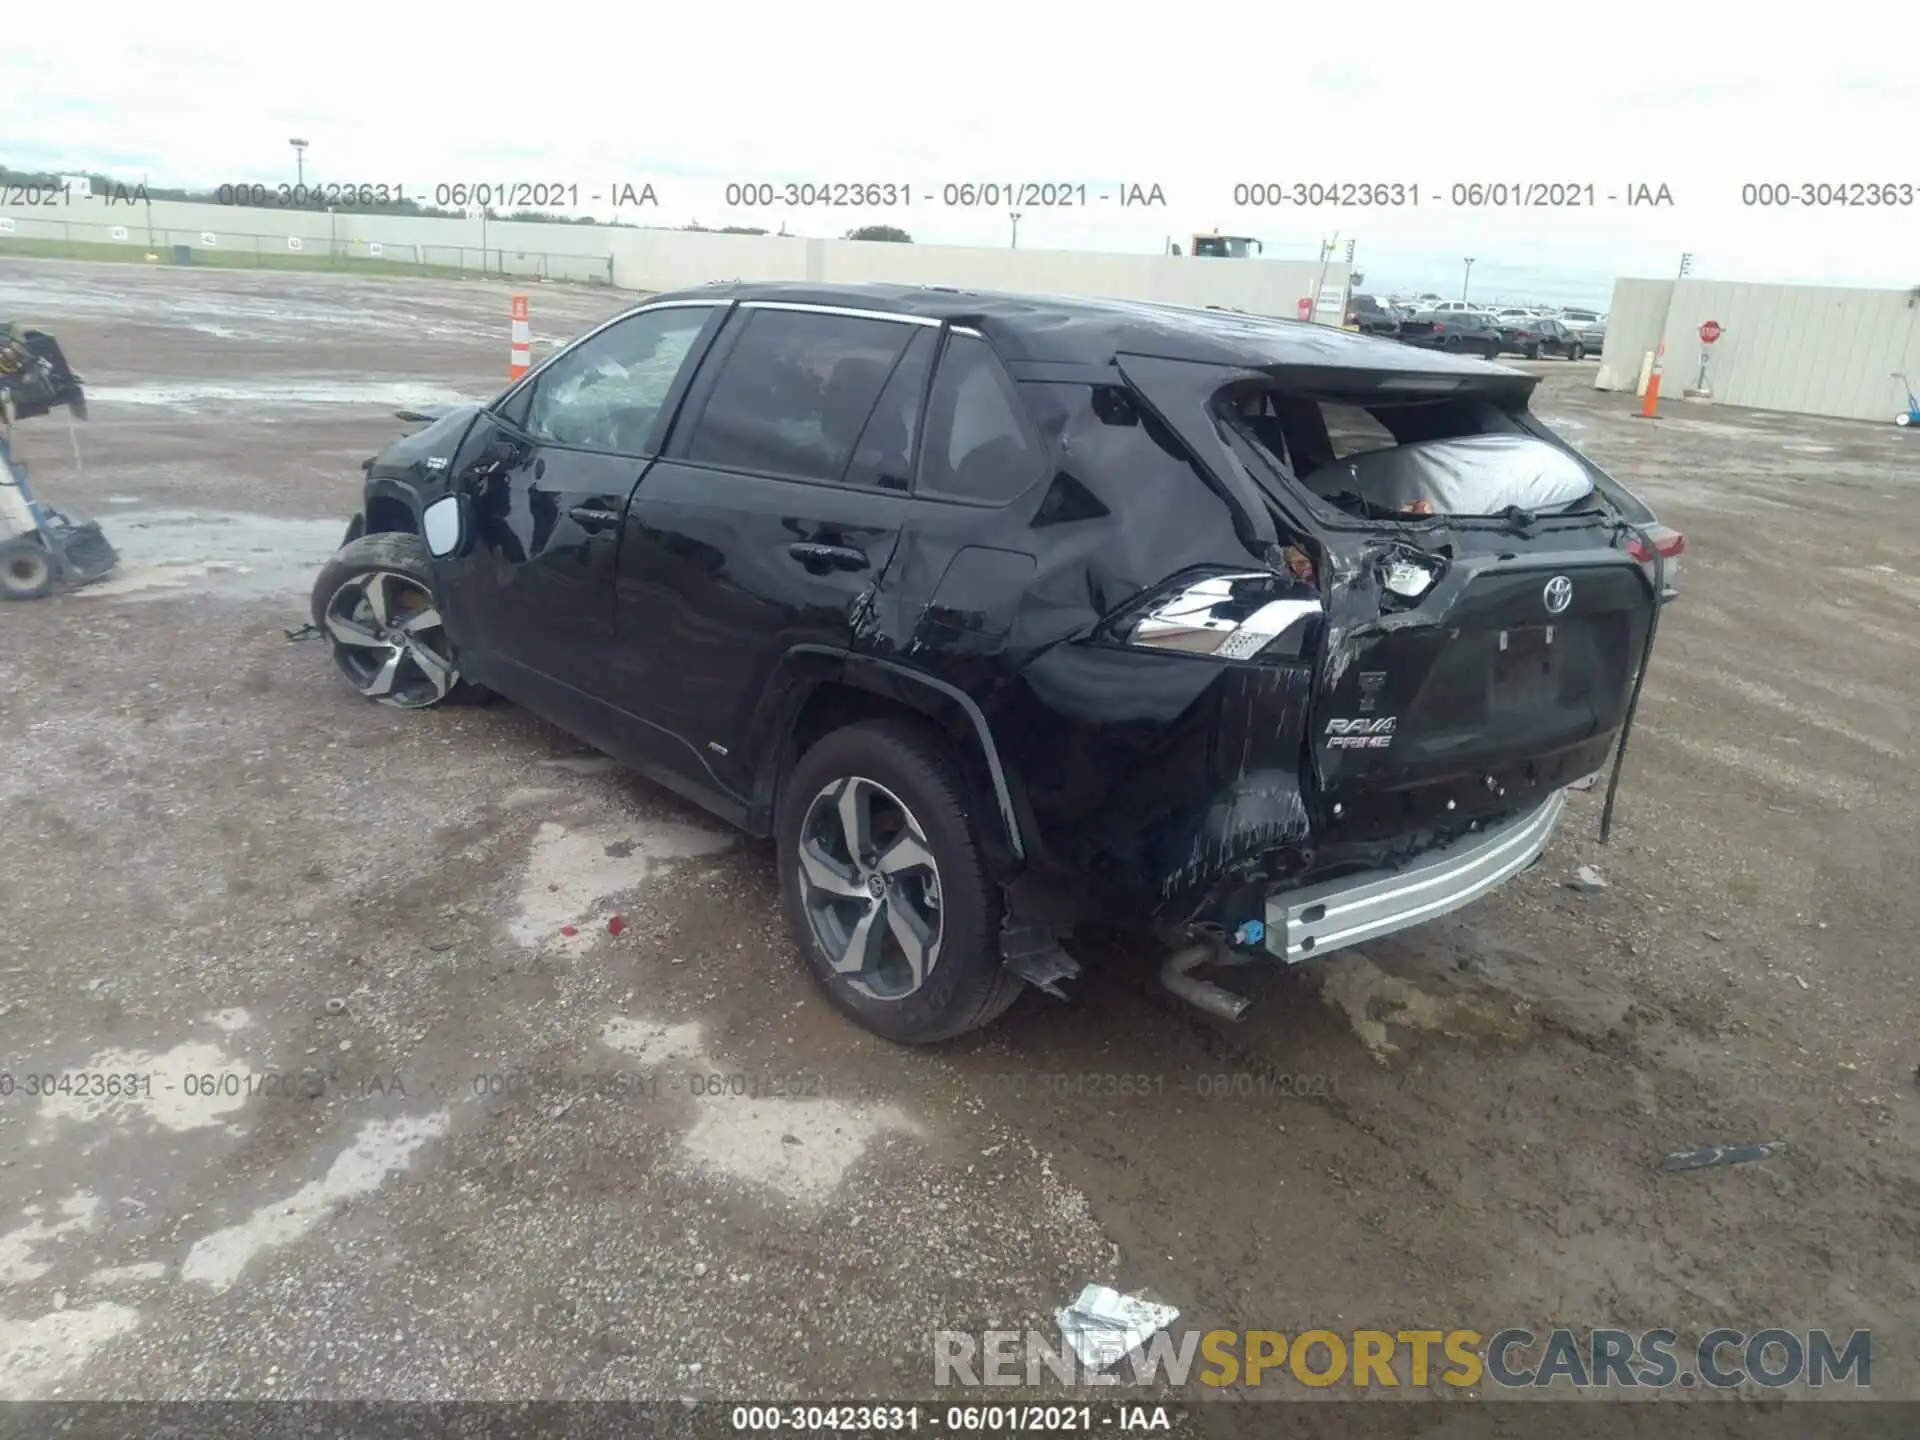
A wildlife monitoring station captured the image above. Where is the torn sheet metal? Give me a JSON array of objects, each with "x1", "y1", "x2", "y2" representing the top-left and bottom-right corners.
[{"x1": 1055, "y1": 1284, "x2": 1180, "y2": 1370}]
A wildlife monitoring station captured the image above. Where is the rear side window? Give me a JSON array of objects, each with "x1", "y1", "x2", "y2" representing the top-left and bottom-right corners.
[
  {"x1": 683, "y1": 309, "x2": 912, "y2": 483},
  {"x1": 843, "y1": 329, "x2": 935, "y2": 491},
  {"x1": 917, "y1": 333, "x2": 1047, "y2": 504}
]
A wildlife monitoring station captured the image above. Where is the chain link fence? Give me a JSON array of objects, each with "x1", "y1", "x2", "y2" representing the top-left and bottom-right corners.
[{"x1": 0, "y1": 214, "x2": 616, "y2": 286}]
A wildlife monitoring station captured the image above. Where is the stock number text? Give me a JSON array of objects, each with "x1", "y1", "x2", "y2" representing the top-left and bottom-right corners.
[
  {"x1": 217, "y1": 183, "x2": 408, "y2": 209},
  {"x1": 1234, "y1": 181, "x2": 1419, "y2": 207},
  {"x1": 725, "y1": 181, "x2": 911, "y2": 208},
  {"x1": 1741, "y1": 181, "x2": 1916, "y2": 207}
]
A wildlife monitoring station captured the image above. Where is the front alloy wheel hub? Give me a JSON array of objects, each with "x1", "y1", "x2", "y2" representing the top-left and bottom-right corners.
[
  {"x1": 797, "y1": 775, "x2": 943, "y2": 1002},
  {"x1": 323, "y1": 570, "x2": 460, "y2": 708}
]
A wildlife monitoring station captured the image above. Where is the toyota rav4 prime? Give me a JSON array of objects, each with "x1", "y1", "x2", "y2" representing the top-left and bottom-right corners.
[{"x1": 312, "y1": 283, "x2": 1684, "y2": 1043}]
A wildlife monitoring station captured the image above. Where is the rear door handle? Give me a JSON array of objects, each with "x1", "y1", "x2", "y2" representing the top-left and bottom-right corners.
[
  {"x1": 568, "y1": 505, "x2": 623, "y2": 532},
  {"x1": 786, "y1": 542, "x2": 869, "y2": 572}
]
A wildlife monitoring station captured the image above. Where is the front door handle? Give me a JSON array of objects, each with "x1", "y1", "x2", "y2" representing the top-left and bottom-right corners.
[
  {"x1": 568, "y1": 505, "x2": 623, "y2": 532},
  {"x1": 787, "y1": 542, "x2": 870, "y2": 573}
]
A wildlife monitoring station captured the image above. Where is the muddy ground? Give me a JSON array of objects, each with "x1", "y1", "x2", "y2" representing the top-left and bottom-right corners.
[{"x1": 0, "y1": 259, "x2": 1914, "y2": 1425}]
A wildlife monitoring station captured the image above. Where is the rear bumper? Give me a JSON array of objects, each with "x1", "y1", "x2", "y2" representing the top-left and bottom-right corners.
[{"x1": 1263, "y1": 788, "x2": 1567, "y2": 963}]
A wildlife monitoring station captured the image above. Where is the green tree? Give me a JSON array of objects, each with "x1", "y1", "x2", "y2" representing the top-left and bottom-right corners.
[{"x1": 845, "y1": 224, "x2": 912, "y2": 243}]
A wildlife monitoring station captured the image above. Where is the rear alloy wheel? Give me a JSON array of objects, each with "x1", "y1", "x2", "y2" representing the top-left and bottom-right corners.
[
  {"x1": 0, "y1": 537, "x2": 55, "y2": 601},
  {"x1": 1569, "y1": 342, "x2": 1585, "y2": 361},
  {"x1": 310, "y1": 531, "x2": 485, "y2": 709},
  {"x1": 1525, "y1": 343, "x2": 1541, "y2": 360},
  {"x1": 778, "y1": 721, "x2": 1023, "y2": 1043}
]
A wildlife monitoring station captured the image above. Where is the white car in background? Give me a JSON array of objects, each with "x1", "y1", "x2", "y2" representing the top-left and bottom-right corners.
[{"x1": 1558, "y1": 308, "x2": 1608, "y2": 353}]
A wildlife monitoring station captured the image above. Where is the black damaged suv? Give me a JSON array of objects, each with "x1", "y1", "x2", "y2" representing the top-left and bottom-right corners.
[{"x1": 313, "y1": 283, "x2": 1683, "y2": 1042}]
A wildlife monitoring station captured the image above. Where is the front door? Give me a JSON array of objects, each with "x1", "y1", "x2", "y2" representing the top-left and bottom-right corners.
[
  {"x1": 434, "y1": 302, "x2": 722, "y2": 742},
  {"x1": 607, "y1": 304, "x2": 940, "y2": 802}
]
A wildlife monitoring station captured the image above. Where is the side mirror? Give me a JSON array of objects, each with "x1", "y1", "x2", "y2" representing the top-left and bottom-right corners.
[{"x1": 422, "y1": 494, "x2": 468, "y2": 559}]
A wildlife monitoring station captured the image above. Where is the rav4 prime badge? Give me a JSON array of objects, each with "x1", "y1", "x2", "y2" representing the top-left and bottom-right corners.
[{"x1": 1325, "y1": 717, "x2": 1397, "y2": 749}]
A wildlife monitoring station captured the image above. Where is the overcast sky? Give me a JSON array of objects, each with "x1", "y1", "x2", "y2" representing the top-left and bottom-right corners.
[{"x1": 5, "y1": 2, "x2": 1916, "y2": 305}]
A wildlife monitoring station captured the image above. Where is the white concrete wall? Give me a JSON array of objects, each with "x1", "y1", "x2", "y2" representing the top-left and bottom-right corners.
[
  {"x1": 599, "y1": 229, "x2": 1346, "y2": 319},
  {"x1": 1, "y1": 194, "x2": 1349, "y2": 323},
  {"x1": 1, "y1": 195, "x2": 614, "y2": 256},
  {"x1": 1597, "y1": 276, "x2": 1920, "y2": 424},
  {"x1": 1594, "y1": 278, "x2": 1672, "y2": 391}
]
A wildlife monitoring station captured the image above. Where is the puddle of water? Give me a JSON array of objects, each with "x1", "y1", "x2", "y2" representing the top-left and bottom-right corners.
[
  {"x1": 0, "y1": 1301, "x2": 140, "y2": 1398},
  {"x1": 0, "y1": 1194, "x2": 102, "y2": 1284},
  {"x1": 86, "y1": 380, "x2": 482, "y2": 412},
  {"x1": 512, "y1": 819, "x2": 735, "y2": 953},
  {"x1": 598, "y1": 1018, "x2": 921, "y2": 1203},
  {"x1": 34, "y1": 1041, "x2": 251, "y2": 1134},
  {"x1": 79, "y1": 509, "x2": 343, "y2": 600},
  {"x1": 180, "y1": 1111, "x2": 452, "y2": 1292}
]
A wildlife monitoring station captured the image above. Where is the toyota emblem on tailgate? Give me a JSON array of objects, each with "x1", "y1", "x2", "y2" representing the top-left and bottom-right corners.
[{"x1": 1543, "y1": 575, "x2": 1573, "y2": 614}]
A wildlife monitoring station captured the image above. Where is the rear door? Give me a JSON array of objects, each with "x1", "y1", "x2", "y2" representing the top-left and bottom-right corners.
[
  {"x1": 434, "y1": 302, "x2": 721, "y2": 734},
  {"x1": 606, "y1": 302, "x2": 938, "y2": 801}
]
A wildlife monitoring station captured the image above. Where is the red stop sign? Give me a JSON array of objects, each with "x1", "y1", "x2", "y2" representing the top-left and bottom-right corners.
[{"x1": 1699, "y1": 320, "x2": 1723, "y2": 344}]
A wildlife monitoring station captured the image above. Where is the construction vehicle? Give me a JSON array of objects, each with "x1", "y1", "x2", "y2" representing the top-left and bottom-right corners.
[{"x1": 0, "y1": 325, "x2": 117, "y2": 600}]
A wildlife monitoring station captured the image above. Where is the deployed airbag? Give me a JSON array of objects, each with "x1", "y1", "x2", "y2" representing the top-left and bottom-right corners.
[{"x1": 1307, "y1": 433, "x2": 1594, "y2": 516}]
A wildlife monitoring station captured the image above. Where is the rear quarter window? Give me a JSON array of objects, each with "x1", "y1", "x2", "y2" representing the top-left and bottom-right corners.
[{"x1": 916, "y1": 333, "x2": 1048, "y2": 504}]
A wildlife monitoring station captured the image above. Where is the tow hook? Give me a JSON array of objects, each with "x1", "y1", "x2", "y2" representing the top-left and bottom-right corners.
[{"x1": 1161, "y1": 938, "x2": 1254, "y2": 1022}]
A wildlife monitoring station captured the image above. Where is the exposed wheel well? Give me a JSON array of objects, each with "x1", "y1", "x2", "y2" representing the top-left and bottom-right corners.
[
  {"x1": 777, "y1": 680, "x2": 1012, "y2": 871},
  {"x1": 364, "y1": 495, "x2": 418, "y2": 535}
]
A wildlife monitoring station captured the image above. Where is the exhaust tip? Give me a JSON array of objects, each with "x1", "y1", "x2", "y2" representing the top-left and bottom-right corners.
[{"x1": 1161, "y1": 941, "x2": 1254, "y2": 1022}]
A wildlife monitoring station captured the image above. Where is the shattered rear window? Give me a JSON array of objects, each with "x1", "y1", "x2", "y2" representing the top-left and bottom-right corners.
[{"x1": 1220, "y1": 385, "x2": 1597, "y2": 520}]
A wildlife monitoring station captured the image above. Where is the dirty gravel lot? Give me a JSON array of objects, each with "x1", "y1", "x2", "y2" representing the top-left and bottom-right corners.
[{"x1": 0, "y1": 259, "x2": 1914, "y2": 1424}]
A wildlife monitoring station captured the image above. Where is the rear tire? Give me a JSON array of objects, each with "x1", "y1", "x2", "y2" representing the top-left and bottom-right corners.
[
  {"x1": 1569, "y1": 342, "x2": 1586, "y2": 361},
  {"x1": 0, "y1": 537, "x2": 55, "y2": 600},
  {"x1": 777, "y1": 720, "x2": 1024, "y2": 1044},
  {"x1": 310, "y1": 532, "x2": 488, "y2": 708}
]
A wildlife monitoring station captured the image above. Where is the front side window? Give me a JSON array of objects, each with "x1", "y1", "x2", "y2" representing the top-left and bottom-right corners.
[
  {"x1": 916, "y1": 333, "x2": 1047, "y2": 504},
  {"x1": 520, "y1": 306, "x2": 712, "y2": 455},
  {"x1": 683, "y1": 309, "x2": 913, "y2": 483}
]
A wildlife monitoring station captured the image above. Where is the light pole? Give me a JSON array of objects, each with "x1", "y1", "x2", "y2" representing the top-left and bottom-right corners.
[
  {"x1": 1461, "y1": 256, "x2": 1475, "y2": 302},
  {"x1": 1009, "y1": 211, "x2": 1021, "y2": 249},
  {"x1": 289, "y1": 138, "x2": 309, "y2": 188}
]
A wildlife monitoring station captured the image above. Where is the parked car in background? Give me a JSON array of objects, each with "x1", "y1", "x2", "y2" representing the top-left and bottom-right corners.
[
  {"x1": 310, "y1": 281, "x2": 1681, "y2": 1041},
  {"x1": 1557, "y1": 309, "x2": 1607, "y2": 354},
  {"x1": 1498, "y1": 316, "x2": 1588, "y2": 360},
  {"x1": 1398, "y1": 310, "x2": 1503, "y2": 359},
  {"x1": 1344, "y1": 293, "x2": 1401, "y2": 335},
  {"x1": 1426, "y1": 300, "x2": 1488, "y2": 316}
]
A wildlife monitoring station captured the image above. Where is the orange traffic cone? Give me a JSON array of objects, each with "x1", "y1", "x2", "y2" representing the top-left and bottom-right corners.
[
  {"x1": 1638, "y1": 343, "x2": 1665, "y2": 418},
  {"x1": 509, "y1": 295, "x2": 531, "y2": 379}
]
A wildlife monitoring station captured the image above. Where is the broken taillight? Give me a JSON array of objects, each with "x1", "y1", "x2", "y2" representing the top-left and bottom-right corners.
[
  {"x1": 1626, "y1": 526, "x2": 1686, "y2": 598},
  {"x1": 1625, "y1": 529, "x2": 1686, "y2": 564}
]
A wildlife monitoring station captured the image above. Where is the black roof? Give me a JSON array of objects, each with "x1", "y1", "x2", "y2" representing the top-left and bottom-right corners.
[{"x1": 642, "y1": 280, "x2": 1519, "y2": 377}]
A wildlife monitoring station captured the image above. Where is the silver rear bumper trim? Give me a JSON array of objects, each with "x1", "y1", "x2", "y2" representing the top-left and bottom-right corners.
[{"x1": 1265, "y1": 789, "x2": 1567, "y2": 964}]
